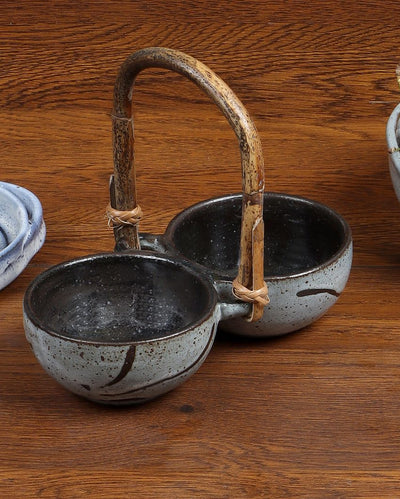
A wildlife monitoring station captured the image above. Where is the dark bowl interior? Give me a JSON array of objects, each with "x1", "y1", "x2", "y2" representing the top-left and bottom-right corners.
[
  {"x1": 25, "y1": 253, "x2": 214, "y2": 343},
  {"x1": 167, "y1": 193, "x2": 350, "y2": 278}
]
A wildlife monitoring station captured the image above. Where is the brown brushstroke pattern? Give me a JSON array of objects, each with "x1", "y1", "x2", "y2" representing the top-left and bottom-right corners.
[
  {"x1": 99, "y1": 324, "x2": 216, "y2": 401},
  {"x1": 297, "y1": 289, "x2": 340, "y2": 298},
  {"x1": 101, "y1": 345, "x2": 136, "y2": 388}
]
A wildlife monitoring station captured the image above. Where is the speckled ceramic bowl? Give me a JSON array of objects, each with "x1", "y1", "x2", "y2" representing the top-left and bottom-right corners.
[
  {"x1": 142, "y1": 192, "x2": 352, "y2": 337},
  {"x1": 387, "y1": 102, "x2": 400, "y2": 201},
  {"x1": 23, "y1": 251, "x2": 248, "y2": 405},
  {"x1": 0, "y1": 182, "x2": 45, "y2": 290}
]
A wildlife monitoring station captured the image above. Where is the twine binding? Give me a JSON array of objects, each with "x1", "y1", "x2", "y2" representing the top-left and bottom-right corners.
[
  {"x1": 232, "y1": 278, "x2": 270, "y2": 306},
  {"x1": 106, "y1": 203, "x2": 143, "y2": 227}
]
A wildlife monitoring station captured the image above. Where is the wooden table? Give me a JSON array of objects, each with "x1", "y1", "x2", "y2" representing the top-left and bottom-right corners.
[{"x1": 2, "y1": 2, "x2": 400, "y2": 497}]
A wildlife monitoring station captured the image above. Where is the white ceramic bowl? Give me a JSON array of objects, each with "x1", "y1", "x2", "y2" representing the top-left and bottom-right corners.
[
  {"x1": 159, "y1": 192, "x2": 353, "y2": 337},
  {"x1": 387, "y1": 103, "x2": 400, "y2": 201},
  {"x1": 23, "y1": 252, "x2": 247, "y2": 404},
  {"x1": 0, "y1": 182, "x2": 45, "y2": 290}
]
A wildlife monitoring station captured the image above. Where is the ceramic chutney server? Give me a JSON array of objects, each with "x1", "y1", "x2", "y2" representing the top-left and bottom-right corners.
[{"x1": 23, "y1": 48, "x2": 269, "y2": 405}]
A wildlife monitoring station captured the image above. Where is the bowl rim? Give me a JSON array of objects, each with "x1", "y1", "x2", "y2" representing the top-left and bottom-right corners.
[
  {"x1": 164, "y1": 191, "x2": 353, "y2": 281},
  {"x1": 23, "y1": 250, "x2": 218, "y2": 346}
]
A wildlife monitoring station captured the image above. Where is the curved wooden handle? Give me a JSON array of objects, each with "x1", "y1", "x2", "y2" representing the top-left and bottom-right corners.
[{"x1": 110, "y1": 47, "x2": 267, "y2": 321}]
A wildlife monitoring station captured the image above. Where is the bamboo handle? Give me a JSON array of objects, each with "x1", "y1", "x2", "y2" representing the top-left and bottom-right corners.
[{"x1": 111, "y1": 47, "x2": 267, "y2": 321}]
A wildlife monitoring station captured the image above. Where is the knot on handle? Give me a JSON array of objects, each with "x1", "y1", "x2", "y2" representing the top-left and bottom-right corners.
[
  {"x1": 232, "y1": 278, "x2": 270, "y2": 306},
  {"x1": 106, "y1": 203, "x2": 143, "y2": 228}
]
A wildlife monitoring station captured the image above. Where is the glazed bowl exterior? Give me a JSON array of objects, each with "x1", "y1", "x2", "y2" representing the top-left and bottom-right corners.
[{"x1": 159, "y1": 192, "x2": 352, "y2": 337}]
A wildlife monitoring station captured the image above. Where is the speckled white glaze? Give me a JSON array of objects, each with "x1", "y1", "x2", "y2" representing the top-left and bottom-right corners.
[
  {"x1": 0, "y1": 182, "x2": 45, "y2": 290},
  {"x1": 24, "y1": 307, "x2": 219, "y2": 405},
  {"x1": 219, "y1": 242, "x2": 353, "y2": 337},
  {"x1": 387, "y1": 103, "x2": 400, "y2": 201}
]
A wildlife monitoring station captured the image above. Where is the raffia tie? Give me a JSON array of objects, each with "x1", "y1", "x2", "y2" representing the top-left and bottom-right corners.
[
  {"x1": 232, "y1": 278, "x2": 270, "y2": 306},
  {"x1": 106, "y1": 203, "x2": 143, "y2": 228}
]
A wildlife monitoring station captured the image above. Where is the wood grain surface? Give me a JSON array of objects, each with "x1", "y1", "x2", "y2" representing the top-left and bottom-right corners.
[{"x1": 1, "y1": 1, "x2": 400, "y2": 497}]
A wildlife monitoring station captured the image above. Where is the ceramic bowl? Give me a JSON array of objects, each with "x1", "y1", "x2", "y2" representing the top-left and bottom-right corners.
[
  {"x1": 0, "y1": 182, "x2": 45, "y2": 290},
  {"x1": 148, "y1": 192, "x2": 353, "y2": 337},
  {"x1": 387, "y1": 102, "x2": 400, "y2": 201},
  {"x1": 23, "y1": 251, "x2": 247, "y2": 404}
]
